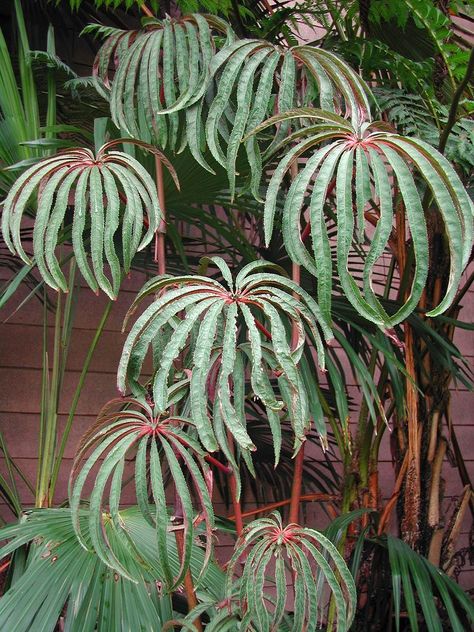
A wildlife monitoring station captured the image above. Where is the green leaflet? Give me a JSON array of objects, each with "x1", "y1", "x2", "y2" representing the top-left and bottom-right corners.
[
  {"x1": 206, "y1": 41, "x2": 266, "y2": 167},
  {"x1": 275, "y1": 50, "x2": 296, "y2": 133},
  {"x1": 100, "y1": 166, "x2": 122, "y2": 296},
  {"x1": 190, "y1": 300, "x2": 225, "y2": 451},
  {"x1": 364, "y1": 148, "x2": 393, "y2": 314},
  {"x1": 218, "y1": 303, "x2": 255, "y2": 452},
  {"x1": 32, "y1": 165, "x2": 72, "y2": 291},
  {"x1": 336, "y1": 149, "x2": 388, "y2": 327},
  {"x1": 167, "y1": 433, "x2": 214, "y2": 584},
  {"x1": 378, "y1": 143, "x2": 429, "y2": 325},
  {"x1": 311, "y1": 146, "x2": 346, "y2": 325},
  {"x1": 44, "y1": 169, "x2": 78, "y2": 291},
  {"x1": 382, "y1": 136, "x2": 473, "y2": 316},
  {"x1": 89, "y1": 166, "x2": 114, "y2": 298},
  {"x1": 72, "y1": 169, "x2": 98, "y2": 293},
  {"x1": 226, "y1": 47, "x2": 271, "y2": 199},
  {"x1": 153, "y1": 297, "x2": 220, "y2": 412}
]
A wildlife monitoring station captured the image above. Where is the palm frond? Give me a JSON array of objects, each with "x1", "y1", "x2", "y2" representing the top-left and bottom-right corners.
[{"x1": 0, "y1": 507, "x2": 225, "y2": 632}]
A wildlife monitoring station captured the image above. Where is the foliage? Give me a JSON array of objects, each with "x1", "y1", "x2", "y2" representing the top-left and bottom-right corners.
[
  {"x1": 70, "y1": 396, "x2": 215, "y2": 588},
  {"x1": 1, "y1": 140, "x2": 175, "y2": 297},
  {"x1": 226, "y1": 511, "x2": 356, "y2": 632},
  {"x1": 253, "y1": 108, "x2": 473, "y2": 327},
  {"x1": 59, "y1": 0, "x2": 233, "y2": 14},
  {"x1": 118, "y1": 257, "x2": 332, "y2": 458},
  {"x1": 0, "y1": 508, "x2": 225, "y2": 631},
  {"x1": 374, "y1": 88, "x2": 474, "y2": 174},
  {"x1": 0, "y1": 1, "x2": 473, "y2": 631}
]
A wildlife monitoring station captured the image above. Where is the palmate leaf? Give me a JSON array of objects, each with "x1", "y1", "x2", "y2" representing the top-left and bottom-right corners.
[
  {"x1": 225, "y1": 511, "x2": 355, "y2": 632},
  {"x1": 250, "y1": 109, "x2": 474, "y2": 331},
  {"x1": 89, "y1": 14, "x2": 233, "y2": 165},
  {"x1": 206, "y1": 39, "x2": 372, "y2": 197},
  {"x1": 117, "y1": 257, "x2": 333, "y2": 460},
  {"x1": 1, "y1": 139, "x2": 177, "y2": 298},
  {"x1": 69, "y1": 396, "x2": 214, "y2": 590},
  {"x1": 89, "y1": 14, "x2": 371, "y2": 195},
  {"x1": 0, "y1": 507, "x2": 225, "y2": 632}
]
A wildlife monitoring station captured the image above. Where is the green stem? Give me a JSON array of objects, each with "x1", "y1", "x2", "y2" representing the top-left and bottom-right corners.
[
  {"x1": 438, "y1": 46, "x2": 474, "y2": 155},
  {"x1": 36, "y1": 289, "x2": 62, "y2": 507},
  {"x1": 13, "y1": 0, "x2": 40, "y2": 144},
  {"x1": 50, "y1": 299, "x2": 113, "y2": 498},
  {"x1": 36, "y1": 263, "x2": 77, "y2": 507},
  {"x1": 0, "y1": 432, "x2": 22, "y2": 515},
  {"x1": 45, "y1": 24, "x2": 56, "y2": 151}
]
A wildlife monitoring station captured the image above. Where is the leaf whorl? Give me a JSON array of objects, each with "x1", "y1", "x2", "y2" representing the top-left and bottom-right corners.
[
  {"x1": 255, "y1": 110, "x2": 474, "y2": 329},
  {"x1": 225, "y1": 512, "x2": 356, "y2": 632},
  {"x1": 117, "y1": 258, "x2": 333, "y2": 466},
  {"x1": 69, "y1": 396, "x2": 214, "y2": 589},
  {"x1": 1, "y1": 141, "x2": 175, "y2": 298}
]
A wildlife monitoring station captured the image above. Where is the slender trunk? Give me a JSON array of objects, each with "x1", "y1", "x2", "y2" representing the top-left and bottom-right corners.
[
  {"x1": 150, "y1": 127, "x2": 200, "y2": 627},
  {"x1": 154, "y1": 156, "x2": 167, "y2": 276}
]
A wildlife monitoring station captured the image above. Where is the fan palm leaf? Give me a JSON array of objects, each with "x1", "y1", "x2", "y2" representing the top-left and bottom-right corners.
[{"x1": 0, "y1": 507, "x2": 225, "y2": 632}]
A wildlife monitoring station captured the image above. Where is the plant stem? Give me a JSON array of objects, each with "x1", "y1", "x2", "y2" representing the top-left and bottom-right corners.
[
  {"x1": 438, "y1": 46, "x2": 474, "y2": 154},
  {"x1": 36, "y1": 288, "x2": 62, "y2": 508},
  {"x1": 289, "y1": 442, "x2": 305, "y2": 524},
  {"x1": 152, "y1": 131, "x2": 200, "y2": 625},
  {"x1": 50, "y1": 299, "x2": 113, "y2": 496},
  {"x1": 204, "y1": 454, "x2": 232, "y2": 474},
  {"x1": 397, "y1": 200, "x2": 421, "y2": 547},
  {"x1": 140, "y1": 2, "x2": 154, "y2": 18},
  {"x1": 174, "y1": 529, "x2": 202, "y2": 631},
  {"x1": 155, "y1": 156, "x2": 167, "y2": 275},
  {"x1": 230, "y1": 493, "x2": 338, "y2": 521},
  {"x1": 288, "y1": 155, "x2": 305, "y2": 525},
  {"x1": 288, "y1": 258, "x2": 305, "y2": 524}
]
